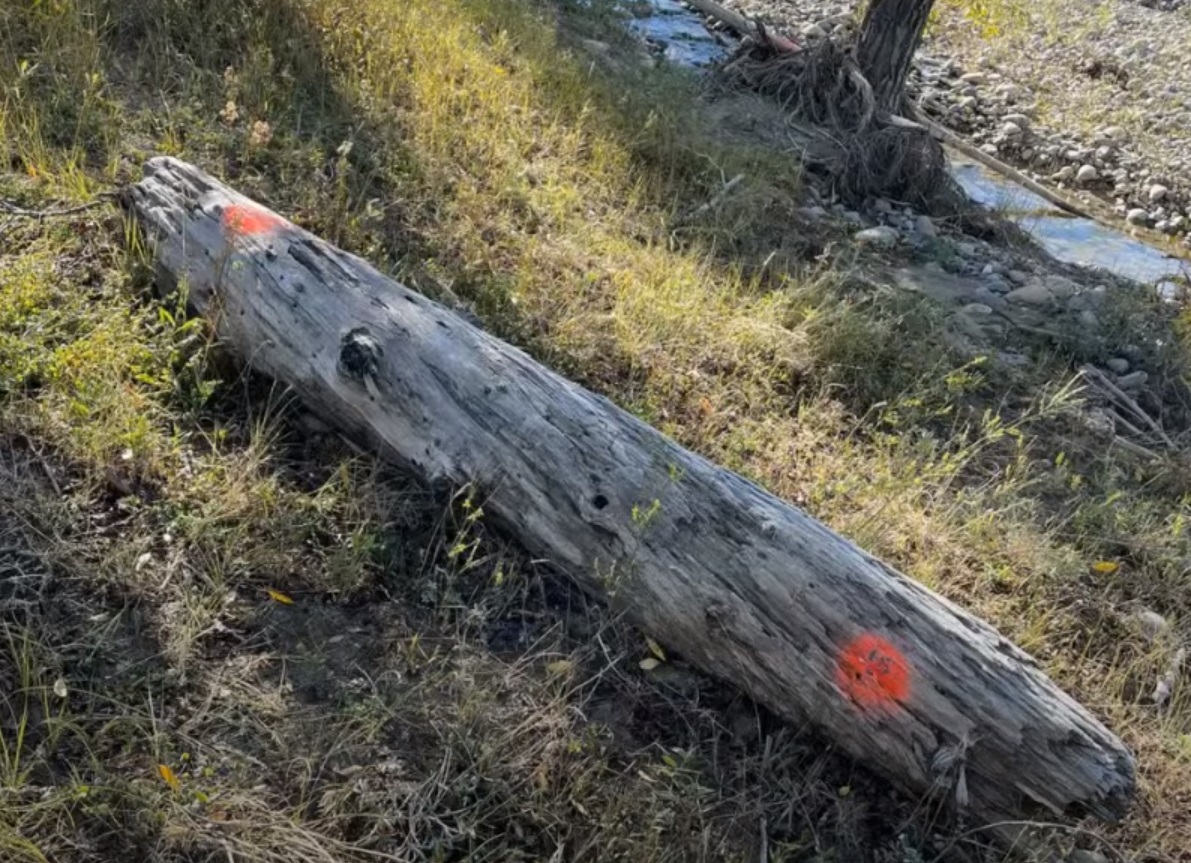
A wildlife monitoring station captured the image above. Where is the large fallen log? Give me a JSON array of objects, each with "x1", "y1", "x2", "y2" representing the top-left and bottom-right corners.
[{"x1": 123, "y1": 157, "x2": 1135, "y2": 825}]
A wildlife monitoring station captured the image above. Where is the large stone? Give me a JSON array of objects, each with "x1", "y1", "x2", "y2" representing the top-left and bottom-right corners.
[
  {"x1": 1148, "y1": 184, "x2": 1170, "y2": 202},
  {"x1": 1106, "y1": 357, "x2": 1131, "y2": 374},
  {"x1": 1076, "y1": 165, "x2": 1099, "y2": 184},
  {"x1": 1126, "y1": 208, "x2": 1150, "y2": 225}
]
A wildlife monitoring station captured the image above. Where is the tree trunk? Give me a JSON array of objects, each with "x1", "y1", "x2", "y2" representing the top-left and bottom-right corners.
[
  {"x1": 122, "y1": 157, "x2": 1135, "y2": 826},
  {"x1": 857, "y1": 0, "x2": 935, "y2": 111}
]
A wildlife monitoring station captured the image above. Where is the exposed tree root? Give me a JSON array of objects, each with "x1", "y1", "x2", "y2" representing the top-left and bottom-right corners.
[{"x1": 720, "y1": 37, "x2": 960, "y2": 210}]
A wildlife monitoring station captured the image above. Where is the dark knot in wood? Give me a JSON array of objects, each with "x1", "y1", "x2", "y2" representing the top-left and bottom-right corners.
[{"x1": 338, "y1": 327, "x2": 383, "y2": 383}]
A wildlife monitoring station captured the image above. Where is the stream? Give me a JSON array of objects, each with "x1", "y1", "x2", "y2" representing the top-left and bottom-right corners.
[{"x1": 624, "y1": 0, "x2": 1191, "y2": 293}]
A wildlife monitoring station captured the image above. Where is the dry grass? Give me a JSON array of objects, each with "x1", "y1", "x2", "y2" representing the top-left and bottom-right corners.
[{"x1": 1, "y1": 0, "x2": 1190, "y2": 861}]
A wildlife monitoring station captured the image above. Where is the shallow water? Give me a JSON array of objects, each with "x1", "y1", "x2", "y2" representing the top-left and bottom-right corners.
[
  {"x1": 620, "y1": 1, "x2": 1191, "y2": 291},
  {"x1": 951, "y1": 157, "x2": 1190, "y2": 291},
  {"x1": 626, "y1": 0, "x2": 728, "y2": 67}
]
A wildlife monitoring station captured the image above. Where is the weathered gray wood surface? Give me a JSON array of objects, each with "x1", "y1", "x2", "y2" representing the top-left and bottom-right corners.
[{"x1": 123, "y1": 157, "x2": 1135, "y2": 825}]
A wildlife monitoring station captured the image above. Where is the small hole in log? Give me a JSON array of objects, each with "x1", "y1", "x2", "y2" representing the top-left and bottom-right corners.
[{"x1": 592, "y1": 494, "x2": 609, "y2": 510}]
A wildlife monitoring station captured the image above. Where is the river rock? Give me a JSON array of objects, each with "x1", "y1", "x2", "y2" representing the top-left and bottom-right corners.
[
  {"x1": 914, "y1": 215, "x2": 939, "y2": 238},
  {"x1": 1117, "y1": 370, "x2": 1148, "y2": 390},
  {"x1": 1045, "y1": 275, "x2": 1079, "y2": 298},
  {"x1": 1106, "y1": 357, "x2": 1131, "y2": 374},
  {"x1": 1148, "y1": 183, "x2": 1169, "y2": 202},
  {"x1": 983, "y1": 275, "x2": 1012, "y2": 294},
  {"x1": 1006, "y1": 281, "x2": 1055, "y2": 306},
  {"x1": 971, "y1": 287, "x2": 1007, "y2": 308},
  {"x1": 854, "y1": 226, "x2": 899, "y2": 247},
  {"x1": 1128, "y1": 608, "x2": 1171, "y2": 642},
  {"x1": 996, "y1": 351, "x2": 1030, "y2": 367},
  {"x1": 1126, "y1": 208, "x2": 1150, "y2": 225},
  {"x1": 1076, "y1": 164, "x2": 1099, "y2": 184}
]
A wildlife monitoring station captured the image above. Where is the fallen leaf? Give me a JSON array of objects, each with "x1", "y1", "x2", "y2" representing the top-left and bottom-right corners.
[
  {"x1": 158, "y1": 764, "x2": 181, "y2": 792},
  {"x1": 645, "y1": 637, "x2": 666, "y2": 662},
  {"x1": 266, "y1": 589, "x2": 294, "y2": 605},
  {"x1": 638, "y1": 657, "x2": 661, "y2": 671},
  {"x1": 546, "y1": 659, "x2": 575, "y2": 676},
  {"x1": 1091, "y1": 561, "x2": 1120, "y2": 574}
]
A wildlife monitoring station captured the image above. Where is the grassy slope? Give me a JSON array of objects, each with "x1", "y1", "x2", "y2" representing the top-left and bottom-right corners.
[{"x1": 1, "y1": 0, "x2": 1189, "y2": 860}]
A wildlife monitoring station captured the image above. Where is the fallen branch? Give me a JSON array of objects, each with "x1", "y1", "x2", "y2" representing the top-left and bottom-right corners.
[
  {"x1": 685, "y1": 0, "x2": 801, "y2": 52},
  {"x1": 912, "y1": 110, "x2": 1098, "y2": 222},
  {"x1": 123, "y1": 157, "x2": 1136, "y2": 827},
  {"x1": 1079, "y1": 365, "x2": 1174, "y2": 450}
]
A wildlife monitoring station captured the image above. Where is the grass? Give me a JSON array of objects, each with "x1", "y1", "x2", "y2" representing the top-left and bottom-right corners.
[{"x1": 1, "y1": 0, "x2": 1190, "y2": 860}]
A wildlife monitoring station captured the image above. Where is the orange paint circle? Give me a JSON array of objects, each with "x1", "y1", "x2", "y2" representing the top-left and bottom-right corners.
[
  {"x1": 222, "y1": 203, "x2": 284, "y2": 238},
  {"x1": 836, "y1": 633, "x2": 911, "y2": 709}
]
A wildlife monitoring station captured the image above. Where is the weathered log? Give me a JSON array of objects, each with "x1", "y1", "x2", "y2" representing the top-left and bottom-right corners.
[{"x1": 123, "y1": 157, "x2": 1135, "y2": 825}]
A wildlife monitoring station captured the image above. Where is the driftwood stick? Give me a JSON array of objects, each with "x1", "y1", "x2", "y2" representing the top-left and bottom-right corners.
[
  {"x1": 685, "y1": 0, "x2": 801, "y2": 52},
  {"x1": 122, "y1": 156, "x2": 1136, "y2": 827},
  {"x1": 913, "y1": 110, "x2": 1098, "y2": 221},
  {"x1": 1080, "y1": 365, "x2": 1173, "y2": 449}
]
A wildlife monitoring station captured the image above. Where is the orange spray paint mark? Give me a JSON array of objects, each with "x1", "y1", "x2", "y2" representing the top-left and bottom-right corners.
[
  {"x1": 836, "y1": 633, "x2": 911, "y2": 710},
  {"x1": 221, "y1": 203, "x2": 284, "y2": 238}
]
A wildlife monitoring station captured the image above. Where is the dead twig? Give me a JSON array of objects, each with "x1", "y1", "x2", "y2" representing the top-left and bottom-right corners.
[
  {"x1": 0, "y1": 191, "x2": 118, "y2": 220},
  {"x1": 1080, "y1": 365, "x2": 1174, "y2": 449},
  {"x1": 1111, "y1": 435, "x2": 1162, "y2": 462},
  {"x1": 912, "y1": 109, "x2": 1104, "y2": 223},
  {"x1": 676, "y1": 173, "x2": 745, "y2": 224},
  {"x1": 685, "y1": 0, "x2": 802, "y2": 53}
]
